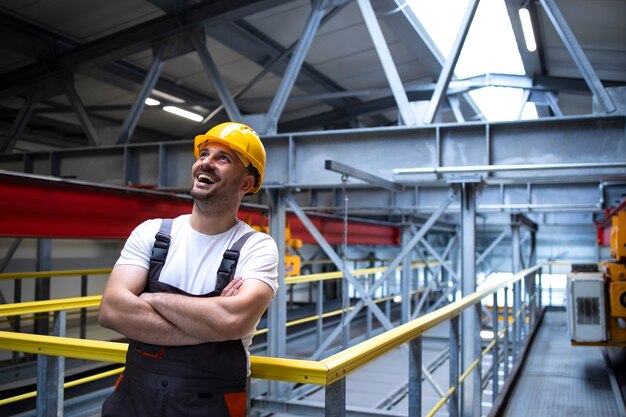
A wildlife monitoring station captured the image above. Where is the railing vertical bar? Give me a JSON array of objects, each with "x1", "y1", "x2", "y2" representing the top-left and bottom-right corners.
[
  {"x1": 80, "y1": 274, "x2": 87, "y2": 339},
  {"x1": 409, "y1": 336, "x2": 423, "y2": 416},
  {"x1": 317, "y1": 281, "x2": 323, "y2": 347},
  {"x1": 503, "y1": 286, "x2": 510, "y2": 380},
  {"x1": 449, "y1": 315, "x2": 460, "y2": 417},
  {"x1": 491, "y1": 292, "x2": 499, "y2": 402},
  {"x1": 325, "y1": 378, "x2": 346, "y2": 417}
]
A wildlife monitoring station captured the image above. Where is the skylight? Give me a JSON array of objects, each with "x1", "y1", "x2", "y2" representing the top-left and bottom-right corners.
[{"x1": 408, "y1": 0, "x2": 538, "y2": 121}]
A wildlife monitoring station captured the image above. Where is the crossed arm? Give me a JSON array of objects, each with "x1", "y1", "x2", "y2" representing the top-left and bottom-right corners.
[{"x1": 98, "y1": 264, "x2": 274, "y2": 345}]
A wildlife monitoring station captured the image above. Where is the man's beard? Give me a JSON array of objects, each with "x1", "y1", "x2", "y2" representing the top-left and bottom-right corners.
[{"x1": 190, "y1": 174, "x2": 242, "y2": 216}]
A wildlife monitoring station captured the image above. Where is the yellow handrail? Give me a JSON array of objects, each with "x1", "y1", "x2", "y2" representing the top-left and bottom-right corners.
[
  {"x1": 0, "y1": 268, "x2": 111, "y2": 281},
  {"x1": 0, "y1": 260, "x2": 440, "y2": 284},
  {"x1": 0, "y1": 265, "x2": 541, "y2": 388},
  {"x1": 0, "y1": 295, "x2": 102, "y2": 317}
]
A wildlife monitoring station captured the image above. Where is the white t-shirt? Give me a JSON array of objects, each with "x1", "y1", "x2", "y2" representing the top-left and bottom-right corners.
[{"x1": 115, "y1": 214, "x2": 279, "y2": 372}]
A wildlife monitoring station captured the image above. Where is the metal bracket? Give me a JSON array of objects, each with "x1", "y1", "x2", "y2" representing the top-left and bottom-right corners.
[{"x1": 325, "y1": 159, "x2": 403, "y2": 191}]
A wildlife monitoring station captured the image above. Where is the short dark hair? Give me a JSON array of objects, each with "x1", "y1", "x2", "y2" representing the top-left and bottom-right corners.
[{"x1": 246, "y1": 164, "x2": 260, "y2": 192}]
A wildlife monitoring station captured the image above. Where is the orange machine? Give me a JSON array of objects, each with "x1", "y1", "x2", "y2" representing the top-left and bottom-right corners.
[
  {"x1": 568, "y1": 210, "x2": 626, "y2": 346},
  {"x1": 604, "y1": 211, "x2": 626, "y2": 343}
]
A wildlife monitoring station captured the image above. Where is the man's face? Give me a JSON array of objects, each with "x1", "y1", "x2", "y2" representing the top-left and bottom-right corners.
[{"x1": 190, "y1": 143, "x2": 253, "y2": 208}]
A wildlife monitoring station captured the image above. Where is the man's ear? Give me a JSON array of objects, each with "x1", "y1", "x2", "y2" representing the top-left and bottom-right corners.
[{"x1": 240, "y1": 173, "x2": 255, "y2": 194}]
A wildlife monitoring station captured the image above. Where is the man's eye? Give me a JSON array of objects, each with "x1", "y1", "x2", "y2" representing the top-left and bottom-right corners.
[{"x1": 199, "y1": 150, "x2": 208, "y2": 158}]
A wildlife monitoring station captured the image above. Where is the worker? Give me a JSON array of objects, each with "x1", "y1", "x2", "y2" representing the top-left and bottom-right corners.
[{"x1": 98, "y1": 122, "x2": 278, "y2": 417}]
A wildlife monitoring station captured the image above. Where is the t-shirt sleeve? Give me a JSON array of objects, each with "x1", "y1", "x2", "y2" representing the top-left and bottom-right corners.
[
  {"x1": 236, "y1": 232, "x2": 279, "y2": 295},
  {"x1": 114, "y1": 218, "x2": 161, "y2": 270}
]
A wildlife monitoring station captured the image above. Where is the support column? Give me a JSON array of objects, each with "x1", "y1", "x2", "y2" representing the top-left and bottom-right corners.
[
  {"x1": 455, "y1": 179, "x2": 482, "y2": 417},
  {"x1": 402, "y1": 224, "x2": 412, "y2": 323},
  {"x1": 511, "y1": 220, "x2": 521, "y2": 362},
  {"x1": 268, "y1": 189, "x2": 287, "y2": 398}
]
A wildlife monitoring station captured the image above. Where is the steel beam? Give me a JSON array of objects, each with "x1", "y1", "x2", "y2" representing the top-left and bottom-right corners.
[
  {"x1": 1, "y1": 115, "x2": 624, "y2": 213},
  {"x1": 538, "y1": 0, "x2": 616, "y2": 114},
  {"x1": 325, "y1": 160, "x2": 403, "y2": 192},
  {"x1": 0, "y1": 0, "x2": 286, "y2": 97},
  {"x1": 285, "y1": 196, "x2": 396, "y2": 359},
  {"x1": 65, "y1": 76, "x2": 101, "y2": 147},
  {"x1": 477, "y1": 228, "x2": 508, "y2": 266},
  {"x1": 194, "y1": 5, "x2": 347, "y2": 129},
  {"x1": 357, "y1": 0, "x2": 416, "y2": 126},
  {"x1": 264, "y1": 0, "x2": 325, "y2": 134},
  {"x1": 116, "y1": 43, "x2": 166, "y2": 145},
  {"x1": 424, "y1": 0, "x2": 480, "y2": 124},
  {"x1": 0, "y1": 89, "x2": 39, "y2": 153},
  {"x1": 190, "y1": 31, "x2": 242, "y2": 122}
]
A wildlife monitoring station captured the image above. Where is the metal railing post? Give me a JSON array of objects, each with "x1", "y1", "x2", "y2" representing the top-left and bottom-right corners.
[
  {"x1": 37, "y1": 310, "x2": 66, "y2": 417},
  {"x1": 317, "y1": 281, "x2": 323, "y2": 347},
  {"x1": 325, "y1": 378, "x2": 346, "y2": 417},
  {"x1": 80, "y1": 274, "x2": 88, "y2": 339},
  {"x1": 538, "y1": 267, "x2": 543, "y2": 313},
  {"x1": 511, "y1": 282, "x2": 518, "y2": 361},
  {"x1": 503, "y1": 286, "x2": 510, "y2": 380},
  {"x1": 491, "y1": 292, "x2": 499, "y2": 402},
  {"x1": 408, "y1": 336, "x2": 423, "y2": 416},
  {"x1": 449, "y1": 316, "x2": 460, "y2": 417}
]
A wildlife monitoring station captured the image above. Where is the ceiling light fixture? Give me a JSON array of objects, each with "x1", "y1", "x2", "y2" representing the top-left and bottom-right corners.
[
  {"x1": 145, "y1": 97, "x2": 160, "y2": 106},
  {"x1": 151, "y1": 89, "x2": 186, "y2": 104},
  {"x1": 518, "y1": 8, "x2": 537, "y2": 52},
  {"x1": 163, "y1": 106, "x2": 204, "y2": 122}
]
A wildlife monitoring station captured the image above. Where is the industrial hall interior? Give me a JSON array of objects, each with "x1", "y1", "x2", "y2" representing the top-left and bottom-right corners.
[{"x1": 0, "y1": 0, "x2": 625, "y2": 416}]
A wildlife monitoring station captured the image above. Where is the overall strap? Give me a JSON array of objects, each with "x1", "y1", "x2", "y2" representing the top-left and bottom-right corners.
[
  {"x1": 148, "y1": 218, "x2": 173, "y2": 284},
  {"x1": 214, "y1": 231, "x2": 256, "y2": 294}
]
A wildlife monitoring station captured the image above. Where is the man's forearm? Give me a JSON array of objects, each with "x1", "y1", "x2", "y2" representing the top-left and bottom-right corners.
[
  {"x1": 141, "y1": 292, "x2": 233, "y2": 341},
  {"x1": 99, "y1": 291, "x2": 205, "y2": 345}
]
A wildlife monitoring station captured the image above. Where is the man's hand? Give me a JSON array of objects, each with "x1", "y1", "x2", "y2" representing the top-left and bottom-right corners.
[{"x1": 221, "y1": 277, "x2": 243, "y2": 297}]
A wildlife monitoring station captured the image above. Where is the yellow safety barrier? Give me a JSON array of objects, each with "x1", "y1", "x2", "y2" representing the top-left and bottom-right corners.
[
  {"x1": 0, "y1": 367, "x2": 125, "y2": 406},
  {"x1": 0, "y1": 264, "x2": 541, "y2": 388},
  {"x1": 0, "y1": 295, "x2": 102, "y2": 317},
  {"x1": 0, "y1": 268, "x2": 111, "y2": 281}
]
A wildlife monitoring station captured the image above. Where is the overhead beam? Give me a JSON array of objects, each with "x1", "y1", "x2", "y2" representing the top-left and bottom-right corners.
[
  {"x1": 538, "y1": 0, "x2": 616, "y2": 113},
  {"x1": 357, "y1": 0, "x2": 416, "y2": 126},
  {"x1": 423, "y1": 0, "x2": 480, "y2": 124},
  {"x1": 0, "y1": 0, "x2": 285, "y2": 97},
  {"x1": 264, "y1": 0, "x2": 326, "y2": 134}
]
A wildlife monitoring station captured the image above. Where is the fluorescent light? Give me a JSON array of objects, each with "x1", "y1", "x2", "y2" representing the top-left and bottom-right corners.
[
  {"x1": 145, "y1": 97, "x2": 160, "y2": 106},
  {"x1": 480, "y1": 330, "x2": 495, "y2": 339},
  {"x1": 151, "y1": 89, "x2": 185, "y2": 104},
  {"x1": 163, "y1": 106, "x2": 204, "y2": 122},
  {"x1": 519, "y1": 8, "x2": 537, "y2": 52}
]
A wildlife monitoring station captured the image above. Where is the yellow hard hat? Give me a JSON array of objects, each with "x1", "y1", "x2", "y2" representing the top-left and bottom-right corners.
[{"x1": 194, "y1": 122, "x2": 266, "y2": 193}]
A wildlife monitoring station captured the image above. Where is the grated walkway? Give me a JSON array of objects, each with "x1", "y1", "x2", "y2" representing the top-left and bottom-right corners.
[{"x1": 501, "y1": 310, "x2": 623, "y2": 417}]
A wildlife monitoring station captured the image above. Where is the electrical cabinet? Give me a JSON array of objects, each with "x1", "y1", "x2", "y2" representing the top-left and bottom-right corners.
[{"x1": 567, "y1": 272, "x2": 607, "y2": 342}]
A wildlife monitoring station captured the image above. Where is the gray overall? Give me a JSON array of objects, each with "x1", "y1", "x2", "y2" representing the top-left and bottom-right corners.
[{"x1": 102, "y1": 219, "x2": 255, "y2": 417}]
